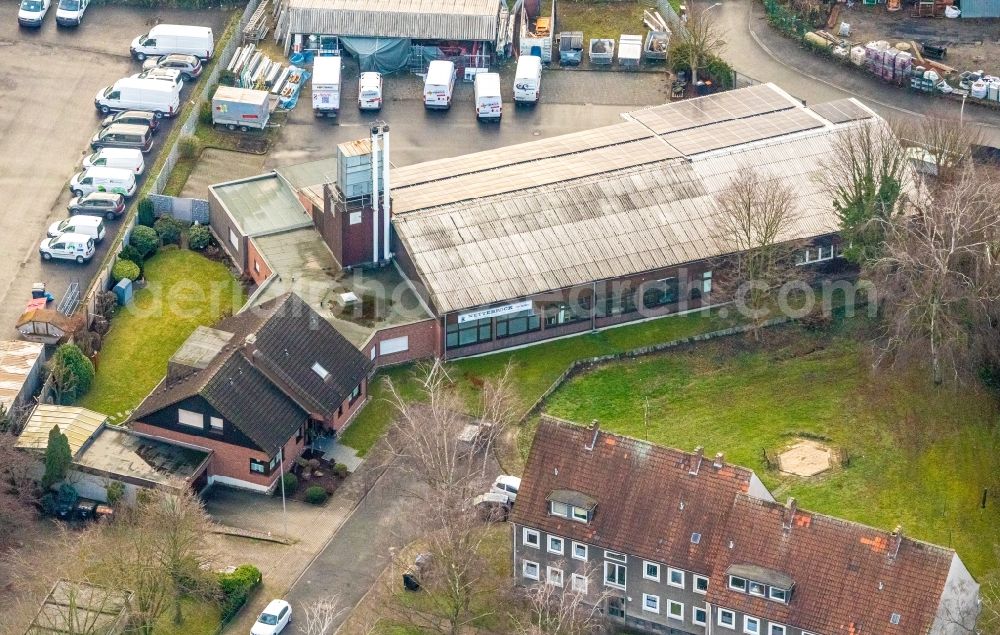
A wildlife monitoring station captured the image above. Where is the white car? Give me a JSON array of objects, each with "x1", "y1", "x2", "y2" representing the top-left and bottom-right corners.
[
  {"x1": 251, "y1": 599, "x2": 292, "y2": 635},
  {"x1": 55, "y1": 0, "x2": 87, "y2": 26},
  {"x1": 358, "y1": 72, "x2": 383, "y2": 111},
  {"x1": 39, "y1": 233, "x2": 95, "y2": 264},
  {"x1": 131, "y1": 68, "x2": 185, "y2": 90},
  {"x1": 491, "y1": 475, "x2": 521, "y2": 504},
  {"x1": 17, "y1": 0, "x2": 50, "y2": 27}
]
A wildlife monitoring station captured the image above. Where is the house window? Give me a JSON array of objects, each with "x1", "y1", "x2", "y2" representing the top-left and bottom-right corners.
[
  {"x1": 749, "y1": 581, "x2": 766, "y2": 597},
  {"x1": 522, "y1": 528, "x2": 540, "y2": 549},
  {"x1": 604, "y1": 551, "x2": 627, "y2": 563},
  {"x1": 728, "y1": 576, "x2": 747, "y2": 592},
  {"x1": 542, "y1": 300, "x2": 589, "y2": 327},
  {"x1": 604, "y1": 562, "x2": 626, "y2": 589},
  {"x1": 768, "y1": 587, "x2": 789, "y2": 603},
  {"x1": 571, "y1": 506, "x2": 589, "y2": 522},
  {"x1": 796, "y1": 243, "x2": 837, "y2": 265},
  {"x1": 546, "y1": 566, "x2": 563, "y2": 587},
  {"x1": 769, "y1": 624, "x2": 787, "y2": 635},
  {"x1": 228, "y1": 228, "x2": 239, "y2": 250},
  {"x1": 522, "y1": 560, "x2": 539, "y2": 581},
  {"x1": 641, "y1": 277, "x2": 679, "y2": 309},
  {"x1": 693, "y1": 606, "x2": 708, "y2": 626},
  {"x1": 379, "y1": 335, "x2": 409, "y2": 355},
  {"x1": 744, "y1": 616, "x2": 761, "y2": 634},
  {"x1": 249, "y1": 458, "x2": 268, "y2": 475},
  {"x1": 547, "y1": 535, "x2": 564, "y2": 555},
  {"x1": 177, "y1": 409, "x2": 204, "y2": 429},
  {"x1": 642, "y1": 594, "x2": 659, "y2": 614},
  {"x1": 694, "y1": 574, "x2": 709, "y2": 594},
  {"x1": 667, "y1": 600, "x2": 683, "y2": 620},
  {"x1": 349, "y1": 385, "x2": 361, "y2": 405},
  {"x1": 602, "y1": 286, "x2": 638, "y2": 316},
  {"x1": 718, "y1": 609, "x2": 736, "y2": 629},
  {"x1": 550, "y1": 501, "x2": 569, "y2": 517},
  {"x1": 607, "y1": 597, "x2": 625, "y2": 619},
  {"x1": 495, "y1": 309, "x2": 540, "y2": 339},
  {"x1": 890, "y1": 613, "x2": 901, "y2": 625},
  {"x1": 571, "y1": 573, "x2": 588, "y2": 593},
  {"x1": 254, "y1": 260, "x2": 260, "y2": 273},
  {"x1": 446, "y1": 317, "x2": 492, "y2": 349},
  {"x1": 703, "y1": 270, "x2": 713, "y2": 293},
  {"x1": 209, "y1": 416, "x2": 223, "y2": 432},
  {"x1": 312, "y1": 362, "x2": 330, "y2": 380},
  {"x1": 572, "y1": 542, "x2": 588, "y2": 561},
  {"x1": 643, "y1": 562, "x2": 660, "y2": 582},
  {"x1": 667, "y1": 568, "x2": 684, "y2": 588}
]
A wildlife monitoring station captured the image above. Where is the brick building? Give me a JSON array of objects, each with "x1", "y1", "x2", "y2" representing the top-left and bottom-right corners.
[
  {"x1": 511, "y1": 417, "x2": 981, "y2": 635},
  {"x1": 131, "y1": 292, "x2": 371, "y2": 493}
]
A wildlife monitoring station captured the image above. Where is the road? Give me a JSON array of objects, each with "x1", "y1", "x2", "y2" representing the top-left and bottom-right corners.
[{"x1": 0, "y1": 4, "x2": 228, "y2": 334}]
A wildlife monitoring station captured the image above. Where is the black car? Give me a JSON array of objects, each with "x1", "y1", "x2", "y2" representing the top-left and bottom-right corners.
[
  {"x1": 100, "y1": 110, "x2": 160, "y2": 133},
  {"x1": 143, "y1": 53, "x2": 203, "y2": 80},
  {"x1": 68, "y1": 192, "x2": 126, "y2": 219}
]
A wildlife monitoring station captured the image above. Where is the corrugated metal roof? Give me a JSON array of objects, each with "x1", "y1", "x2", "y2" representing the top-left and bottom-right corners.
[
  {"x1": 0, "y1": 340, "x2": 44, "y2": 410},
  {"x1": 287, "y1": 0, "x2": 500, "y2": 40},
  {"x1": 16, "y1": 404, "x2": 107, "y2": 457}
]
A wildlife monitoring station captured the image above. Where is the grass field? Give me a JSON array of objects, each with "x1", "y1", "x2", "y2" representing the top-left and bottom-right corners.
[
  {"x1": 153, "y1": 597, "x2": 221, "y2": 635},
  {"x1": 543, "y1": 320, "x2": 1000, "y2": 578},
  {"x1": 79, "y1": 248, "x2": 245, "y2": 421},
  {"x1": 556, "y1": 0, "x2": 653, "y2": 40}
]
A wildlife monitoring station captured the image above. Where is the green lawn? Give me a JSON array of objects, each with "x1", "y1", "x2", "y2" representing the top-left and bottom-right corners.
[
  {"x1": 544, "y1": 321, "x2": 1000, "y2": 578},
  {"x1": 79, "y1": 248, "x2": 245, "y2": 421},
  {"x1": 556, "y1": 0, "x2": 654, "y2": 40},
  {"x1": 154, "y1": 597, "x2": 221, "y2": 635}
]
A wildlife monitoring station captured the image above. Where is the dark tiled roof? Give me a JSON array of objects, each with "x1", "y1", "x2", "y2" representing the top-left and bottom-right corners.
[
  {"x1": 131, "y1": 293, "x2": 372, "y2": 454},
  {"x1": 511, "y1": 416, "x2": 756, "y2": 573}
]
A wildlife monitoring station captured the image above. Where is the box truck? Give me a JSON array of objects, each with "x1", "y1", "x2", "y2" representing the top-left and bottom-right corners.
[
  {"x1": 474, "y1": 72, "x2": 502, "y2": 122},
  {"x1": 94, "y1": 77, "x2": 180, "y2": 118},
  {"x1": 312, "y1": 55, "x2": 342, "y2": 118},
  {"x1": 211, "y1": 86, "x2": 270, "y2": 131},
  {"x1": 130, "y1": 24, "x2": 214, "y2": 61},
  {"x1": 513, "y1": 55, "x2": 542, "y2": 103},
  {"x1": 423, "y1": 60, "x2": 456, "y2": 110}
]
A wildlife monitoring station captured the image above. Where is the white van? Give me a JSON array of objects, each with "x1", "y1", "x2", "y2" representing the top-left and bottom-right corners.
[
  {"x1": 130, "y1": 24, "x2": 214, "y2": 61},
  {"x1": 358, "y1": 72, "x2": 383, "y2": 111},
  {"x1": 55, "y1": 0, "x2": 87, "y2": 26},
  {"x1": 95, "y1": 77, "x2": 180, "y2": 118},
  {"x1": 474, "y1": 72, "x2": 502, "y2": 122},
  {"x1": 69, "y1": 166, "x2": 137, "y2": 198},
  {"x1": 48, "y1": 216, "x2": 106, "y2": 242},
  {"x1": 39, "y1": 233, "x2": 95, "y2": 264},
  {"x1": 423, "y1": 60, "x2": 456, "y2": 110},
  {"x1": 514, "y1": 55, "x2": 542, "y2": 103},
  {"x1": 83, "y1": 148, "x2": 145, "y2": 175}
]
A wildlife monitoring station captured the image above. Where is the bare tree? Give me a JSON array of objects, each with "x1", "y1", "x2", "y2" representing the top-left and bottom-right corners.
[
  {"x1": 671, "y1": 7, "x2": 727, "y2": 92},
  {"x1": 818, "y1": 121, "x2": 912, "y2": 264},
  {"x1": 301, "y1": 596, "x2": 349, "y2": 635},
  {"x1": 871, "y1": 167, "x2": 1000, "y2": 384},
  {"x1": 0, "y1": 435, "x2": 40, "y2": 553},
  {"x1": 713, "y1": 168, "x2": 800, "y2": 337},
  {"x1": 511, "y1": 562, "x2": 610, "y2": 635},
  {"x1": 980, "y1": 561, "x2": 1000, "y2": 635},
  {"x1": 478, "y1": 360, "x2": 518, "y2": 477},
  {"x1": 895, "y1": 114, "x2": 983, "y2": 186}
]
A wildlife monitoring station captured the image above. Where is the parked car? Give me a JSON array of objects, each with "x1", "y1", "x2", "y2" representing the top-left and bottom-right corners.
[
  {"x1": 100, "y1": 110, "x2": 160, "y2": 134},
  {"x1": 471, "y1": 492, "x2": 511, "y2": 522},
  {"x1": 358, "y1": 72, "x2": 383, "y2": 110},
  {"x1": 83, "y1": 147, "x2": 145, "y2": 175},
  {"x1": 69, "y1": 166, "x2": 137, "y2": 198},
  {"x1": 131, "y1": 67, "x2": 184, "y2": 90},
  {"x1": 40, "y1": 233, "x2": 96, "y2": 264},
  {"x1": 91, "y1": 123, "x2": 154, "y2": 154},
  {"x1": 17, "y1": 0, "x2": 50, "y2": 27},
  {"x1": 491, "y1": 475, "x2": 521, "y2": 504},
  {"x1": 55, "y1": 0, "x2": 87, "y2": 26},
  {"x1": 48, "y1": 215, "x2": 106, "y2": 242},
  {"x1": 142, "y1": 53, "x2": 203, "y2": 80},
  {"x1": 130, "y1": 24, "x2": 214, "y2": 61},
  {"x1": 251, "y1": 599, "x2": 292, "y2": 635},
  {"x1": 68, "y1": 192, "x2": 126, "y2": 219}
]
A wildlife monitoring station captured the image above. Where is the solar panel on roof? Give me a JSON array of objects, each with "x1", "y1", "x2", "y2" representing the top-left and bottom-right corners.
[
  {"x1": 810, "y1": 99, "x2": 874, "y2": 124},
  {"x1": 627, "y1": 83, "x2": 798, "y2": 135}
]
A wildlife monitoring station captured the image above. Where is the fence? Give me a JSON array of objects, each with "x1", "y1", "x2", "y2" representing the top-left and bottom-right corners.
[
  {"x1": 653, "y1": 0, "x2": 688, "y2": 39},
  {"x1": 149, "y1": 194, "x2": 211, "y2": 224},
  {"x1": 77, "y1": 0, "x2": 264, "y2": 324}
]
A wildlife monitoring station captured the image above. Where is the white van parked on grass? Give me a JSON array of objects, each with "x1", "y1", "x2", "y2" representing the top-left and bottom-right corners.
[
  {"x1": 82, "y1": 148, "x2": 145, "y2": 175},
  {"x1": 48, "y1": 216, "x2": 106, "y2": 242},
  {"x1": 39, "y1": 233, "x2": 95, "y2": 264},
  {"x1": 423, "y1": 60, "x2": 456, "y2": 110},
  {"x1": 69, "y1": 166, "x2": 137, "y2": 198},
  {"x1": 474, "y1": 72, "x2": 502, "y2": 122},
  {"x1": 514, "y1": 55, "x2": 542, "y2": 103},
  {"x1": 131, "y1": 24, "x2": 214, "y2": 61},
  {"x1": 95, "y1": 77, "x2": 180, "y2": 118}
]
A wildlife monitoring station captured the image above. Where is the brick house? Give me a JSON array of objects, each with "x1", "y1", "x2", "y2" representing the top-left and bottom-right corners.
[
  {"x1": 131, "y1": 292, "x2": 372, "y2": 493},
  {"x1": 511, "y1": 417, "x2": 981, "y2": 635}
]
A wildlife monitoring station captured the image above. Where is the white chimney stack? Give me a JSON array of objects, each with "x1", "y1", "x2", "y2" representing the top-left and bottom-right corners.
[
  {"x1": 370, "y1": 124, "x2": 380, "y2": 264},
  {"x1": 382, "y1": 124, "x2": 391, "y2": 262}
]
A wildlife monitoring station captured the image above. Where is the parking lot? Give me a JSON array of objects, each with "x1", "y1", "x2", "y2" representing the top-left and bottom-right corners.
[{"x1": 0, "y1": 3, "x2": 228, "y2": 333}]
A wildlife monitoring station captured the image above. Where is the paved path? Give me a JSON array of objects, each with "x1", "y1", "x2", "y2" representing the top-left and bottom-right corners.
[{"x1": 700, "y1": 0, "x2": 1000, "y2": 145}]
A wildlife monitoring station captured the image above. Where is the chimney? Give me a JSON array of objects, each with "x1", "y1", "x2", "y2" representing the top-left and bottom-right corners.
[
  {"x1": 689, "y1": 446, "x2": 704, "y2": 476},
  {"x1": 713, "y1": 452, "x2": 725, "y2": 469},
  {"x1": 584, "y1": 419, "x2": 600, "y2": 451},
  {"x1": 888, "y1": 525, "x2": 903, "y2": 560},
  {"x1": 381, "y1": 123, "x2": 391, "y2": 262},
  {"x1": 782, "y1": 497, "x2": 797, "y2": 532},
  {"x1": 370, "y1": 124, "x2": 381, "y2": 264},
  {"x1": 244, "y1": 333, "x2": 257, "y2": 350}
]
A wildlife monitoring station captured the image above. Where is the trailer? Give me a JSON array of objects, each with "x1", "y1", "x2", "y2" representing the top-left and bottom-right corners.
[
  {"x1": 211, "y1": 86, "x2": 270, "y2": 131},
  {"x1": 312, "y1": 54, "x2": 342, "y2": 118}
]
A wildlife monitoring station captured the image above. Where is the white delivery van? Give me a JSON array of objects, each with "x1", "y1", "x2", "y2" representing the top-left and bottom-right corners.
[
  {"x1": 474, "y1": 72, "x2": 502, "y2": 122},
  {"x1": 82, "y1": 148, "x2": 145, "y2": 175},
  {"x1": 312, "y1": 55, "x2": 342, "y2": 118},
  {"x1": 130, "y1": 24, "x2": 214, "y2": 61},
  {"x1": 513, "y1": 55, "x2": 542, "y2": 103},
  {"x1": 39, "y1": 233, "x2": 95, "y2": 264},
  {"x1": 358, "y1": 72, "x2": 383, "y2": 110},
  {"x1": 48, "y1": 216, "x2": 106, "y2": 242},
  {"x1": 69, "y1": 166, "x2": 137, "y2": 198},
  {"x1": 55, "y1": 0, "x2": 87, "y2": 26},
  {"x1": 423, "y1": 60, "x2": 456, "y2": 110},
  {"x1": 95, "y1": 77, "x2": 180, "y2": 118}
]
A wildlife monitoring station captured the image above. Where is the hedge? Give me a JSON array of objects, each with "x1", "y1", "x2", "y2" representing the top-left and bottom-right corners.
[{"x1": 218, "y1": 564, "x2": 262, "y2": 621}]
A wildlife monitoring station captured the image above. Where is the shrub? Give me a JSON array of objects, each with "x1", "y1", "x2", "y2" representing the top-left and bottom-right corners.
[
  {"x1": 48, "y1": 343, "x2": 95, "y2": 404},
  {"x1": 111, "y1": 258, "x2": 140, "y2": 283},
  {"x1": 178, "y1": 135, "x2": 202, "y2": 160},
  {"x1": 118, "y1": 244, "x2": 144, "y2": 267},
  {"x1": 188, "y1": 224, "x2": 211, "y2": 250},
  {"x1": 154, "y1": 217, "x2": 185, "y2": 245},
  {"x1": 137, "y1": 198, "x2": 155, "y2": 227},
  {"x1": 218, "y1": 564, "x2": 262, "y2": 621},
  {"x1": 304, "y1": 486, "x2": 328, "y2": 505},
  {"x1": 280, "y1": 472, "x2": 298, "y2": 495},
  {"x1": 333, "y1": 463, "x2": 349, "y2": 478},
  {"x1": 199, "y1": 100, "x2": 214, "y2": 126},
  {"x1": 105, "y1": 480, "x2": 125, "y2": 506},
  {"x1": 95, "y1": 290, "x2": 118, "y2": 319},
  {"x1": 42, "y1": 425, "x2": 72, "y2": 489},
  {"x1": 129, "y1": 225, "x2": 159, "y2": 258}
]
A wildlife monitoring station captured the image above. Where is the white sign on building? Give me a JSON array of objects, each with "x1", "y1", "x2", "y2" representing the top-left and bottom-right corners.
[{"x1": 458, "y1": 300, "x2": 533, "y2": 323}]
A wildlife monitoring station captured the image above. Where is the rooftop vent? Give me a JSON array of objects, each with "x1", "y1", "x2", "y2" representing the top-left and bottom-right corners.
[
  {"x1": 691, "y1": 532, "x2": 702, "y2": 544},
  {"x1": 890, "y1": 613, "x2": 901, "y2": 625},
  {"x1": 713, "y1": 452, "x2": 725, "y2": 469}
]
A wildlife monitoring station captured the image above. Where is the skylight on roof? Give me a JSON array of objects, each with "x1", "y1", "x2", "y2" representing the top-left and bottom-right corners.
[{"x1": 311, "y1": 362, "x2": 330, "y2": 380}]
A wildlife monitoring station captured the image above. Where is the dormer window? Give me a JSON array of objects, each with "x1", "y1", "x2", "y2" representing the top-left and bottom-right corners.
[
  {"x1": 768, "y1": 587, "x2": 789, "y2": 603},
  {"x1": 727, "y1": 565, "x2": 794, "y2": 605},
  {"x1": 728, "y1": 576, "x2": 747, "y2": 591},
  {"x1": 546, "y1": 489, "x2": 597, "y2": 523}
]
